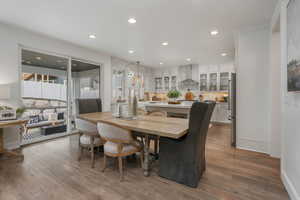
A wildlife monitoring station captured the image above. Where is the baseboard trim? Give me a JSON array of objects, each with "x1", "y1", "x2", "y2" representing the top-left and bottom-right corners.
[
  {"x1": 237, "y1": 138, "x2": 268, "y2": 153},
  {"x1": 21, "y1": 130, "x2": 78, "y2": 146},
  {"x1": 282, "y1": 171, "x2": 300, "y2": 200},
  {"x1": 4, "y1": 141, "x2": 20, "y2": 150}
]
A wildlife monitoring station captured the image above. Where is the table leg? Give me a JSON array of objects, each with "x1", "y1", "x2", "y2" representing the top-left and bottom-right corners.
[{"x1": 143, "y1": 134, "x2": 150, "y2": 176}]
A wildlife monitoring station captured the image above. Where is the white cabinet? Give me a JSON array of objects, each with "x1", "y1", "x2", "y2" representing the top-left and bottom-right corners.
[
  {"x1": 211, "y1": 103, "x2": 230, "y2": 123},
  {"x1": 199, "y1": 62, "x2": 234, "y2": 92}
]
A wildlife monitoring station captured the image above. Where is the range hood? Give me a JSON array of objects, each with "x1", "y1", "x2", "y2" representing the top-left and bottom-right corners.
[{"x1": 178, "y1": 64, "x2": 199, "y2": 90}]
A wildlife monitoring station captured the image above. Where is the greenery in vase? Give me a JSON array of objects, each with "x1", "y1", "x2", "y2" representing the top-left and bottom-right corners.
[
  {"x1": 16, "y1": 107, "x2": 26, "y2": 118},
  {"x1": 167, "y1": 90, "x2": 181, "y2": 99}
]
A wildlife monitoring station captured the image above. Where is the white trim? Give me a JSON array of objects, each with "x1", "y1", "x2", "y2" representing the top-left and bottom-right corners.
[
  {"x1": 280, "y1": 0, "x2": 289, "y2": 178},
  {"x1": 21, "y1": 130, "x2": 78, "y2": 146},
  {"x1": 4, "y1": 141, "x2": 20, "y2": 150},
  {"x1": 282, "y1": 171, "x2": 300, "y2": 200},
  {"x1": 237, "y1": 138, "x2": 268, "y2": 153}
]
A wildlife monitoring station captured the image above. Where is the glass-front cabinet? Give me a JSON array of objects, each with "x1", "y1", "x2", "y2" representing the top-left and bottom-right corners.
[
  {"x1": 209, "y1": 73, "x2": 218, "y2": 91},
  {"x1": 155, "y1": 77, "x2": 163, "y2": 91},
  {"x1": 164, "y1": 76, "x2": 170, "y2": 91},
  {"x1": 200, "y1": 74, "x2": 208, "y2": 91},
  {"x1": 155, "y1": 75, "x2": 176, "y2": 91},
  {"x1": 220, "y1": 72, "x2": 229, "y2": 91},
  {"x1": 171, "y1": 76, "x2": 177, "y2": 90}
]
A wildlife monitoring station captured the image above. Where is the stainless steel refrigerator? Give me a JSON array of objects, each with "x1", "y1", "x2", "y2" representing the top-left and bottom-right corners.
[{"x1": 228, "y1": 73, "x2": 236, "y2": 147}]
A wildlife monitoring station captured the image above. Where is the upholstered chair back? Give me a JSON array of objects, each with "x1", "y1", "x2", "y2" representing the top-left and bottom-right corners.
[
  {"x1": 76, "y1": 98, "x2": 102, "y2": 114},
  {"x1": 97, "y1": 123, "x2": 131, "y2": 142},
  {"x1": 158, "y1": 101, "x2": 215, "y2": 188},
  {"x1": 75, "y1": 118, "x2": 97, "y2": 133},
  {"x1": 187, "y1": 101, "x2": 215, "y2": 154}
]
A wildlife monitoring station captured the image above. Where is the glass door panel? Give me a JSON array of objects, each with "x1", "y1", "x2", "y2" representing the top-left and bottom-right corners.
[{"x1": 21, "y1": 49, "x2": 69, "y2": 144}]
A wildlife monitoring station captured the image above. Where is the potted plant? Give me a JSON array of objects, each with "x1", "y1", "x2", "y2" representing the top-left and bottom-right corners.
[
  {"x1": 167, "y1": 90, "x2": 181, "y2": 104},
  {"x1": 16, "y1": 107, "x2": 26, "y2": 119}
]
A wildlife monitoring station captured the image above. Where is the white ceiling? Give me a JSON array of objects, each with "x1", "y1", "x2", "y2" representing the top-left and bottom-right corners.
[{"x1": 0, "y1": 0, "x2": 277, "y2": 68}]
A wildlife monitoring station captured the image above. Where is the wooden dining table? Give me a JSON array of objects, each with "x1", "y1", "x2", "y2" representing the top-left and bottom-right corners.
[
  {"x1": 78, "y1": 112, "x2": 189, "y2": 176},
  {"x1": 0, "y1": 119, "x2": 28, "y2": 161}
]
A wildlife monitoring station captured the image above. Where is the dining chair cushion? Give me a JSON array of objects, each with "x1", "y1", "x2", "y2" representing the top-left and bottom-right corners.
[
  {"x1": 104, "y1": 141, "x2": 142, "y2": 154},
  {"x1": 80, "y1": 134, "x2": 101, "y2": 145},
  {"x1": 97, "y1": 122, "x2": 131, "y2": 141},
  {"x1": 75, "y1": 118, "x2": 97, "y2": 133}
]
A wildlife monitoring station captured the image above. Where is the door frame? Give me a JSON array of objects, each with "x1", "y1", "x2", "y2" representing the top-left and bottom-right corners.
[{"x1": 18, "y1": 45, "x2": 102, "y2": 136}]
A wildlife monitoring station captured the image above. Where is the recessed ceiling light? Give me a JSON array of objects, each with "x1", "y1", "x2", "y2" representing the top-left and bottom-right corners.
[
  {"x1": 128, "y1": 18, "x2": 137, "y2": 24},
  {"x1": 210, "y1": 30, "x2": 219, "y2": 36},
  {"x1": 128, "y1": 50, "x2": 134, "y2": 54},
  {"x1": 36, "y1": 56, "x2": 41, "y2": 60},
  {"x1": 186, "y1": 58, "x2": 191, "y2": 62},
  {"x1": 89, "y1": 34, "x2": 96, "y2": 39},
  {"x1": 159, "y1": 62, "x2": 163, "y2": 65},
  {"x1": 162, "y1": 42, "x2": 168, "y2": 46},
  {"x1": 221, "y1": 53, "x2": 227, "y2": 57}
]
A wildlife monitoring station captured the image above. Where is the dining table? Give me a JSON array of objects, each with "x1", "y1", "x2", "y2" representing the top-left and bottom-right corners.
[
  {"x1": 0, "y1": 119, "x2": 28, "y2": 161},
  {"x1": 78, "y1": 112, "x2": 189, "y2": 176}
]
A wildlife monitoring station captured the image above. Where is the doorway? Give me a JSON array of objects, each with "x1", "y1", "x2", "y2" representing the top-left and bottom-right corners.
[{"x1": 20, "y1": 48, "x2": 101, "y2": 145}]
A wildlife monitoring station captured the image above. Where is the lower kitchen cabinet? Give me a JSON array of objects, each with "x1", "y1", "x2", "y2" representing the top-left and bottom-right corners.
[{"x1": 211, "y1": 103, "x2": 230, "y2": 124}]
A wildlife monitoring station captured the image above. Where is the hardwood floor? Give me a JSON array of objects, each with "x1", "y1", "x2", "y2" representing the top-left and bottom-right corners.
[{"x1": 0, "y1": 125, "x2": 289, "y2": 200}]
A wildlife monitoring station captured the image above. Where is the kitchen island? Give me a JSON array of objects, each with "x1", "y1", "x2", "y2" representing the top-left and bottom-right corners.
[{"x1": 140, "y1": 101, "x2": 230, "y2": 123}]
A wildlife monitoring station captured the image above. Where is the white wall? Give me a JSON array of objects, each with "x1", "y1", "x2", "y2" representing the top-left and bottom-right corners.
[
  {"x1": 279, "y1": 0, "x2": 300, "y2": 199},
  {"x1": 269, "y1": 31, "x2": 282, "y2": 158},
  {"x1": 236, "y1": 26, "x2": 271, "y2": 153},
  {"x1": 0, "y1": 22, "x2": 112, "y2": 149}
]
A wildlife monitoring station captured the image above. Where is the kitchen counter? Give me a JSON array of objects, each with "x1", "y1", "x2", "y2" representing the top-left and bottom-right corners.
[{"x1": 140, "y1": 101, "x2": 230, "y2": 123}]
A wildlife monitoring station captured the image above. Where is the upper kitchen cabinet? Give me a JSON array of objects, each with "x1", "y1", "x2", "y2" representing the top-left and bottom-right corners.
[
  {"x1": 171, "y1": 76, "x2": 177, "y2": 90},
  {"x1": 164, "y1": 76, "x2": 170, "y2": 90},
  {"x1": 155, "y1": 77, "x2": 163, "y2": 91},
  {"x1": 199, "y1": 62, "x2": 235, "y2": 92},
  {"x1": 209, "y1": 73, "x2": 218, "y2": 91},
  {"x1": 200, "y1": 74, "x2": 208, "y2": 91},
  {"x1": 220, "y1": 72, "x2": 229, "y2": 91}
]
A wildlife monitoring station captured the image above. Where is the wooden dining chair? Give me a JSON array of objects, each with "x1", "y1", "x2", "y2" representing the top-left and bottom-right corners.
[
  {"x1": 75, "y1": 98, "x2": 104, "y2": 168},
  {"x1": 97, "y1": 122, "x2": 144, "y2": 181},
  {"x1": 147, "y1": 111, "x2": 167, "y2": 155},
  {"x1": 75, "y1": 118, "x2": 104, "y2": 168},
  {"x1": 137, "y1": 108, "x2": 147, "y2": 116}
]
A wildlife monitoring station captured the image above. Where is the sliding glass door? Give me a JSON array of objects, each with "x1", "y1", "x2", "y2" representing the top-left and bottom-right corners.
[
  {"x1": 21, "y1": 49, "x2": 69, "y2": 144},
  {"x1": 20, "y1": 48, "x2": 101, "y2": 144},
  {"x1": 70, "y1": 59, "x2": 101, "y2": 125}
]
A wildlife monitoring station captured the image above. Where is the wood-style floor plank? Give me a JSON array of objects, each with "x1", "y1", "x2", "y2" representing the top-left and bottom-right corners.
[{"x1": 0, "y1": 124, "x2": 289, "y2": 200}]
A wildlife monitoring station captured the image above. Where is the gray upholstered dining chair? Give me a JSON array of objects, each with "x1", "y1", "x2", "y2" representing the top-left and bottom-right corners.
[
  {"x1": 158, "y1": 101, "x2": 215, "y2": 188},
  {"x1": 75, "y1": 98, "x2": 104, "y2": 168},
  {"x1": 97, "y1": 122, "x2": 144, "y2": 181}
]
